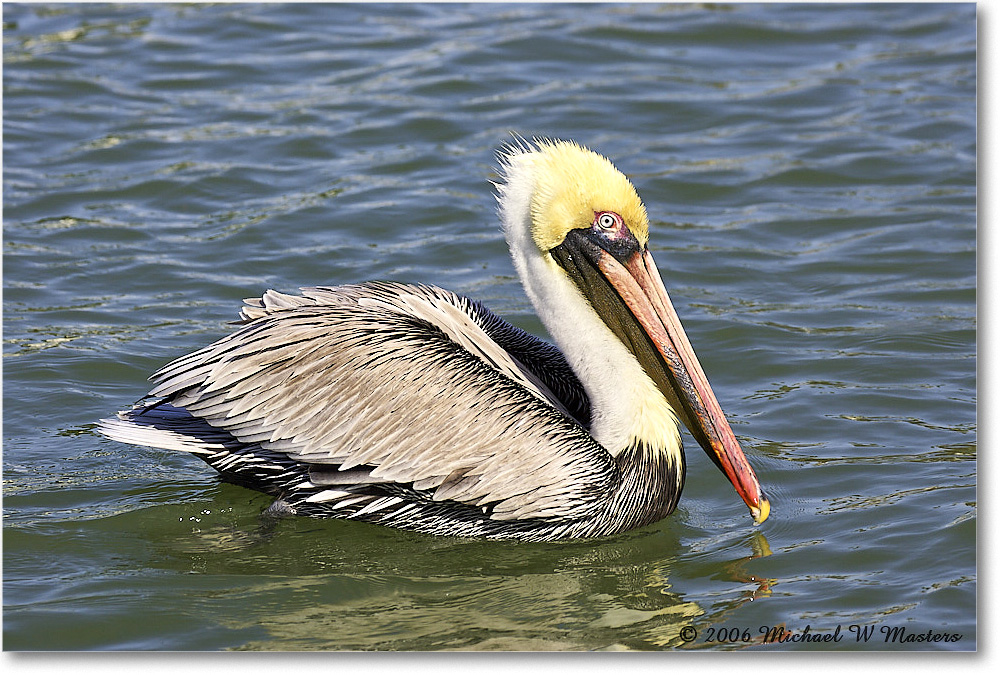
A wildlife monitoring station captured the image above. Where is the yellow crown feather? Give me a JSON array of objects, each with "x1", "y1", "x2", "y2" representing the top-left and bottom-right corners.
[{"x1": 528, "y1": 140, "x2": 649, "y2": 251}]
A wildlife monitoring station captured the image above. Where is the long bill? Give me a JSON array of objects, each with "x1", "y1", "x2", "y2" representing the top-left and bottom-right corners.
[{"x1": 553, "y1": 230, "x2": 770, "y2": 524}]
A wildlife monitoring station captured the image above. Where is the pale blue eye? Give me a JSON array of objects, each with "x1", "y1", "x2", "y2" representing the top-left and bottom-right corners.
[{"x1": 598, "y1": 213, "x2": 617, "y2": 229}]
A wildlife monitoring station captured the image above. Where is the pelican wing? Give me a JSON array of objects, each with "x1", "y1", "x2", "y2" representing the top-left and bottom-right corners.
[
  {"x1": 142, "y1": 282, "x2": 615, "y2": 521},
  {"x1": 240, "y1": 282, "x2": 591, "y2": 426}
]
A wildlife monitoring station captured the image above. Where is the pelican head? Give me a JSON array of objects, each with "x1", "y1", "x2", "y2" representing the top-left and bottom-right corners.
[{"x1": 498, "y1": 138, "x2": 769, "y2": 525}]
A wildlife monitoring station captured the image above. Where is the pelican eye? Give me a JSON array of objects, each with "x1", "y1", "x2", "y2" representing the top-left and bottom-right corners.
[{"x1": 595, "y1": 212, "x2": 621, "y2": 231}]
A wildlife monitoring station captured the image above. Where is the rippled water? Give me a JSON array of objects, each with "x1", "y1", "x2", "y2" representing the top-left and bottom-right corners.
[{"x1": 3, "y1": 3, "x2": 975, "y2": 651}]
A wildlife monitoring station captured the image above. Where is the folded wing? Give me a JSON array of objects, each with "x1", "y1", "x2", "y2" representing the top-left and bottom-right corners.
[{"x1": 112, "y1": 282, "x2": 615, "y2": 522}]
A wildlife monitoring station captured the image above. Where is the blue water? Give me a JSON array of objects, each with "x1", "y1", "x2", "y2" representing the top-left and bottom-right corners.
[{"x1": 3, "y1": 2, "x2": 975, "y2": 650}]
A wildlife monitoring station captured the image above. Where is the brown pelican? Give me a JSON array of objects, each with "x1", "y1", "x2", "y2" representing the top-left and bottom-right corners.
[{"x1": 99, "y1": 139, "x2": 769, "y2": 541}]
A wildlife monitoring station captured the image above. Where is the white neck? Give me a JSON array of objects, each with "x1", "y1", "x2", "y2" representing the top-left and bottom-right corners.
[{"x1": 496, "y1": 151, "x2": 682, "y2": 460}]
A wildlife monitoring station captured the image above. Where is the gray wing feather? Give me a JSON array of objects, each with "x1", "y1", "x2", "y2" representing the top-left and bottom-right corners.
[{"x1": 143, "y1": 282, "x2": 614, "y2": 521}]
